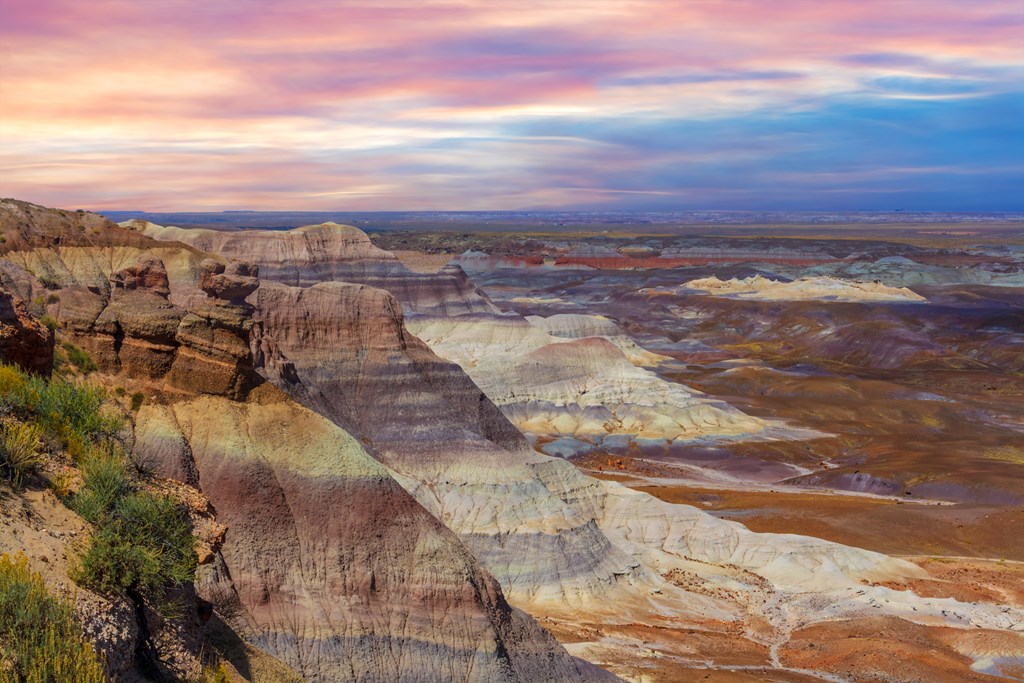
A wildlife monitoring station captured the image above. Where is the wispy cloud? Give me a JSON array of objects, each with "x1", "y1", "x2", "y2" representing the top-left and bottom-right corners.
[{"x1": 0, "y1": 0, "x2": 1021, "y2": 210}]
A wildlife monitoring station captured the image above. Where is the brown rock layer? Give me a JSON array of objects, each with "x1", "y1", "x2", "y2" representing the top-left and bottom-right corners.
[{"x1": 0, "y1": 288, "x2": 54, "y2": 375}]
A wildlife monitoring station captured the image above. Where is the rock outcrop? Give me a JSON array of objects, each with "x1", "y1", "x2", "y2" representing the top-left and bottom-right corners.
[
  {"x1": 50, "y1": 252, "x2": 260, "y2": 399},
  {"x1": 0, "y1": 288, "x2": 54, "y2": 375}
]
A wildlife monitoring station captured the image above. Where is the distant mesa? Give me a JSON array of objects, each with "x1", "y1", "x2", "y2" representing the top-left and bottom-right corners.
[{"x1": 683, "y1": 274, "x2": 930, "y2": 303}]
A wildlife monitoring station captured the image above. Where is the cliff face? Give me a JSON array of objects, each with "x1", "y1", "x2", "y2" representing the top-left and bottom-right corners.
[
  {"x1": 136, "y1": 389, "x2": 604, "y2": 683},
  {"x1": 0, "y1": 288, "x2": 54, "y2": 375},
  {"x1": 250, "y1": 281, "x2": 527, "y2": 458},
  {"x1": 2, "y1": 200, "x2": 607, "y2": 683},
  {"x1": 126, "y1": 220, "x2": 500, "y2": 316}
]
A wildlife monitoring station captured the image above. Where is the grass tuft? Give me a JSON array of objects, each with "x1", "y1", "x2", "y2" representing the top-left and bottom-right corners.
[
  {"x1": 0, "y1": 364, "x2": 123, "y2": 449},
  {"x1": 72, "y1": 449, "x2": 130, "y2": 524},
  {"x1": 0, "y1": 553, "x2": 106, "y2": 682},
  {"x1": 0, "y1": 420, "x2": 42, "y2": 486},
  {"x1": 60, "y1": 341, "x2": 97, "y2": 374}
]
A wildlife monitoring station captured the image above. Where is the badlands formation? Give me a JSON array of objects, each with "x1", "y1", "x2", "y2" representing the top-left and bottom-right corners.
[
  {"x1": 0, "y1": 200, "x2": 605, "y2": 683},
  {"x1": 682, "y1": 275, "x2": 929, "y2": 303},
  {"x1": 2, "y1": 200, "x2": 1022, "y2": 682},
  {"x1": 133, "y1": 212, "x2": 1023, "y2": 680}
]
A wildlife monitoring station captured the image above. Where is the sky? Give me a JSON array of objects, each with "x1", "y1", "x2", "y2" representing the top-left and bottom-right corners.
[{"x1": 1, "y1": 0, "x2": 1022, "y2": 212}]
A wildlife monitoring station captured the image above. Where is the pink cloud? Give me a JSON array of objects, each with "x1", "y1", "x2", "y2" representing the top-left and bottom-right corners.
[{"x1": 1, "y1": 0, "x2": 1021, "y2": 210}]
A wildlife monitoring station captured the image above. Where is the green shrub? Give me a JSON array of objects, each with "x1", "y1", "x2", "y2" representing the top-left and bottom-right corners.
[
  {"x1": 198, "y1": 664, "x2": 232, "y2": 683},
  {"x1": 0, "y1": 421, "x2": 42, "y2": 486},
  {"x1": 130, "y1": 392, "x2": 144, "y2": 412},
  {"x1": 0, "y1": 363, "x2": 196, "y2": 618},
  {"x1": 37, "y1": 274, "x2": 61, "y2": 291},
  {"x1": 0, "y1": 364, "x2": 31, "y2": 413},
  {"x1": 0, "y1": 364, "x2": 121, "y2": 447},
  {"x1": 74, "y1": 491, "x2": 196, "y2": 611},
  {"x1": 60, "y1": 341, "x2": 97, "y2": 374},
  {"x1": 72, "y1": 449, "x2": 130, "y2": 524},
  {"x1": 0, "y1": 553, "x2": 106, "y2": 683},
  {"x1": 30, "y1": 377, "x2": 121, "y2": 447},
  {"x1": 39, "y1": 315, "x2": 58, "y2": 332}
]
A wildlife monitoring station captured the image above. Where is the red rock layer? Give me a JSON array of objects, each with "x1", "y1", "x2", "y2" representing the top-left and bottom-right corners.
[
  {"x1": 0, "y1": 289, "x2": 54, "y2": 375},
  {"x1": 554, "y1": 254, "x2": 836, "y2": 269}
]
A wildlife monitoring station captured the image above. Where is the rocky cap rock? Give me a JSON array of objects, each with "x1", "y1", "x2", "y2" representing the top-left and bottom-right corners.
[
  {"x1": 199, "y1": 259, "x2": 259, "y2": 304},
  {"x1": 109, "y1": 256, "x2": 171, "y2": 297}
]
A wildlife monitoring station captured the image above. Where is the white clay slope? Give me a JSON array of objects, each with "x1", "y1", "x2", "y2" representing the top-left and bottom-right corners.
[
  {"x1": 527, "y1": 313, "x2": 671, "y2": 366},
  {"x1": 684, "y1": 274, "x2": 929, "y2": 302},
  {"x1": 406, "y1": 314, "x2": 773, "y2": 449}
]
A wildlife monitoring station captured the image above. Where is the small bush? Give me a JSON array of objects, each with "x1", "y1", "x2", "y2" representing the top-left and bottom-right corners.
[
  {"x1": 0, "y1": 365, "x2": 30, "y2": 412},
  {"x1": 130, "y1": 392, "x2": 144, "y2": 412},
  {"x1": 39, "y1": 314, "x2": 58, "y2": 332},
  {"x1": 61, "y1": 341, "x2": 97, "y2": 374},
  {"x1": 37, "y1": 274, "x2": 61, "y2": 291},
  {"x1": 49, "y1": 468, "x2": 75, "y2": 499},
  {"x1": 72, "y1": 449, "x2": 130, "y2": 524},
  {"x1": 75, "y1": 525, "x2": 163, "y2": 598},
  {"x1": 0, "y1": 421, "x2": 42, "y2": 486},
  {"x1": 0, "y1": 553, "x2": 106, "y2": 682},
  {"x1": 0, "y1": 364, "x2": 121, "y2": 446},
  {"x1": 198, "y1": 664, "x2": 232, "y2": 683},
  {"x1": 31, "y1": 376, "x2": 122, "y2": 446},
  {"x1": 74, "y1": 491, "x2": 197, "y2": 611}
]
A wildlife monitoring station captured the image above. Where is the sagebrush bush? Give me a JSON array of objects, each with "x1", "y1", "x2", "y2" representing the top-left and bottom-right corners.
[
  {"x1": 60, "y1": 341, "x2": 97, "y2": 374},
  {"x1": 0, "y1": 364, "x2": 123, "y2": 450},
  {"x1": 198, "y1": 664, "x2": 232, "y2": 683},
  {"x1": 0, "y1": 553, "x2": 106, "y2": 683},
  {"x1": 0, "y1": 420, "x2": 42, "y2": 486},
  {"x1": 72, "y1": 449, "x2": 130, "y2": 523},
  {"x1": 74, "y1": 490, "x2": 197, "y2": 611}
]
